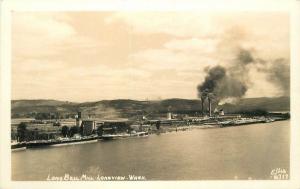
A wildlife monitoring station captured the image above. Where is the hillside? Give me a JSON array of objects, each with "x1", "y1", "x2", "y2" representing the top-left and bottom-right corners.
[
  {"x1": 11, "y1": 96, "x2": 290, "y2": 119},
  {"x1": 11, "y1": 99, "x2": 77, "y2": 108}
]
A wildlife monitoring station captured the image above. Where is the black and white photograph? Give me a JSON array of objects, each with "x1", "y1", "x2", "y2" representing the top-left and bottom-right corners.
[{"x1": 1, "y1": 0, "x2": 300, "y2": 188}]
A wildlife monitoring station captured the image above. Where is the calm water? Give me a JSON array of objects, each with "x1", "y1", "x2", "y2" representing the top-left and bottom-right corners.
[{"x1": 12, "y1": 120, "x2": 290, "y2": 180}]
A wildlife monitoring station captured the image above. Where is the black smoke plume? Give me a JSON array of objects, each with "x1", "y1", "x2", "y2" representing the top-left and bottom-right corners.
[
  {"x1": 197, "y1": 47, "x2": 290, "y2": 104},
  {"x1": 265, "y1": 58, "x2": 290, "y2": 96},
  {"x1": 238, "y1": 48, "x2": 254, "y2": 64},
  {"x1": 197, "y1": 65, "x2": 247, "y2": 100},
  {"x1": 237, "y1": 50, "x2": 290, "y2": 96}
]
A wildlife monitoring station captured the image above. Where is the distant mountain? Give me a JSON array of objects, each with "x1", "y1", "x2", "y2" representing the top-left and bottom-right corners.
[
  {"x1": 11, "y1": 100, "x2": 79, "y2": 117},
  {"x1": 11, "y1": 99, "x2": 77, "y2": 108},
  {"x1": 11, "y1": 96, "x2": 290, "y2": 119}
]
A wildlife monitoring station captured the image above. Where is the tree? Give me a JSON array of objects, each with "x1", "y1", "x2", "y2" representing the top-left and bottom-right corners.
[
  {"x1": 79, "y1": 125, "x2": 84, "y2": 136},
  {"x1": 35, "y1": 113, "x2": 50, "y2": 120},
  {"x1": 155, "y1": 121, "x2": 161, "y2": 130},
  {"x1": 69, "y1": 126, "x2": 80, "y2": 137},
  {"x1": 33, "y1": 128, "x2": 39, "y2": 140},
  {"x1": 96, "y1": 126, "x2": 103, "y2": 136},
  {"x1": 17, "y1": 122, "x2": 28, "y2": 142},
  {"x1": 61, "y1": 126, "x2": 69, "y2": 137}
]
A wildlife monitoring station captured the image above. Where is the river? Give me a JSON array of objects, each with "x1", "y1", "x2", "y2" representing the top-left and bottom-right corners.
[{"x1": 12, "y1": 120, "x2": 290, "y2": 180}]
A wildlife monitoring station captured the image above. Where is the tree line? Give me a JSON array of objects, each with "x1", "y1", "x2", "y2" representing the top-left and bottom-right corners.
[
  {"x1": 15, "y1": 122, "x2": 58, "y2": 142},
  {"x1": 15, "y1": 122, "x2": 103, "y2": 142}
]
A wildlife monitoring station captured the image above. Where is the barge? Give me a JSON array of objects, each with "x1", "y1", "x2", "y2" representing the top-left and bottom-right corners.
[
  {"x1": 25, "y1": 135, "x2": 99, "y2": 148},
  {"x1": 102, "y1": 131, "x2": 149, "y2": 140},
  {"x1": 11, "y1": 142, "x2": 27, "y2": 151},
  {"x1": 219, "y1": 117, "x2": 275, "y2": 127}
]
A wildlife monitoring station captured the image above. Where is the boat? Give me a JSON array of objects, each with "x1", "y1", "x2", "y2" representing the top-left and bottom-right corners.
[
  {"x1": 219, "y1": 118, "x2": 266, "y2": 127},
  {"x1": 203, "y1": 122, "x2": 219, "y2": 125},
  {"x1": 50, "y1": 136, "x2": 99, "y2": 147},
  {"x1": 26, "y1": 135, "x2": 99, "y2": 148},
  {"x1": 11, "y1": 141, "x2": 27, "y2": 151},
  {"x1": 26, "y1": 140, "x2": 54, "y2": 148},
  {"x1": 101, "y1": 131, "x2": 149, "y2": 140},
  {"x1": 263, "y1": 117, "x2": 275, "y2": 123}
]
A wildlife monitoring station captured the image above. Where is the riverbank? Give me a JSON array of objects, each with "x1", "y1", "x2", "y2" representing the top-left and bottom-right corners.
[
  {"x1": 12, "y1": 120, "x2": 290, "y2": 180},
  {"x1": 12, "y1": 117, "x2": 289, "y2": 151},
  {"x1": 12, "y1": 135, "x2": 99, "y2": 150},
  {"x1": 146, "y1": 117, "x2": 289, "y2": 135}
]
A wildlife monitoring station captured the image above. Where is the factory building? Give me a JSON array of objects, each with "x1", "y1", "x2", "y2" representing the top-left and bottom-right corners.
[
  {"x1": 81, "y1": 120, "x2": 97, "y2": 136},
  {"x1": 75, "y1": 112, "x2": 100, "y2": 136},
  {"x1": 75, "y1": 112, "x2": 82, "y2": 127},
  {"x1": 101, "y1": 121, "x2": 131, "y2": 134},
  {"x1": 167, "y1": 112, "x2": 172, "y2": 120}
]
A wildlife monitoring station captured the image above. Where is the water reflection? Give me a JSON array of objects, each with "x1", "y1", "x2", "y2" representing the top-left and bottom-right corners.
[{"x1": 12, "y1": 121, "x2": 290, "y2": 180}]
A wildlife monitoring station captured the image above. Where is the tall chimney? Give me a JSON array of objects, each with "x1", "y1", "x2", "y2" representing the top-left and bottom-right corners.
[
  {"x1": 201, "y1": 98, "x2": 204, "y2": 116},
  {"x1": 167, "y1": 112, "x2": 172, "y2": 120},
  {"x1": 76, "y1": 111, "x2": 82, "y2": 127},
  {"x1": 208, "y1": 99, "x2": 212, "y2": 117}
]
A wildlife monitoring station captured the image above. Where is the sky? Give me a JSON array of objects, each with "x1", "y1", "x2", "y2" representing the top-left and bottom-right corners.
[{"x1": 12, "y1": 12, "x2": 290, "y2": 102}]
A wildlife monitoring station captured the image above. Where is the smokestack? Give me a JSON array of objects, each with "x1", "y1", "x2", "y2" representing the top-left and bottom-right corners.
[
  {"x1": 208, "y1": 98, "x2": 212, "y2": 117},
  {"x1": 167, "y1": 106, "x2": 172, "y2": 120},
  {"x1": 76, "y1": 111, "x2": 82, "y2": 127},
  {"x1": 167, "y1": 112, "x2": 172, "y2": 120},
  {"x1": 201, "y1": 100, "x2": 204, "y2": 116},
  {"x1": 197, "y1": 66, "x2": 247, "y2": 112},
  {"x1": 219, "y1": 109, "x2": 224, "y2": 116},
  {"x1": 200, "y1": 91, "x2": 208, "y2": 116}
]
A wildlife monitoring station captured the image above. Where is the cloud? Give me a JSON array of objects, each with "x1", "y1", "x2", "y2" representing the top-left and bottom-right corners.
[
  {"x1": 129, "y1": 37, "x2": 219, "y2": 71},
  {"x1": 105, "y1": 12, "x2": 221, "y2": 38},
  {"x1": 164, "y1": 38, "x2": 218, "y2": 53},
  {"x1": 12, "y1": 13, "x2": 76, "y2": 57},
  {"x1": 12, "y1": 59, "x2": 66, "y2": 73},
  {"x1": 12, "y1": 12, "x2": 104, "y2": 60},
  {"x1": 107, "y1": 12, "x2": 289, "y2": 60},
  {"x1": 129, "y1": 48, "x2": 217, "y2": 71},
  {"x1": 12, "y1": 12, "x2": 290, "y2": 101},
  {"x1": 245, "y1": 67, "x2": 279, "y2": 97},
  {"x1": 124, "y1": 12, "x2": 289, "y2": 99}
]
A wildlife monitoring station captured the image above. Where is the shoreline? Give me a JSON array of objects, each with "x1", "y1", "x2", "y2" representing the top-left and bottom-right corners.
[
  {"x1": 149, "y1": 119, "x2": 290, "y2": 135},
  {"x1": 11, "y1": 119, "x2": 289, "y2": 151}
]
